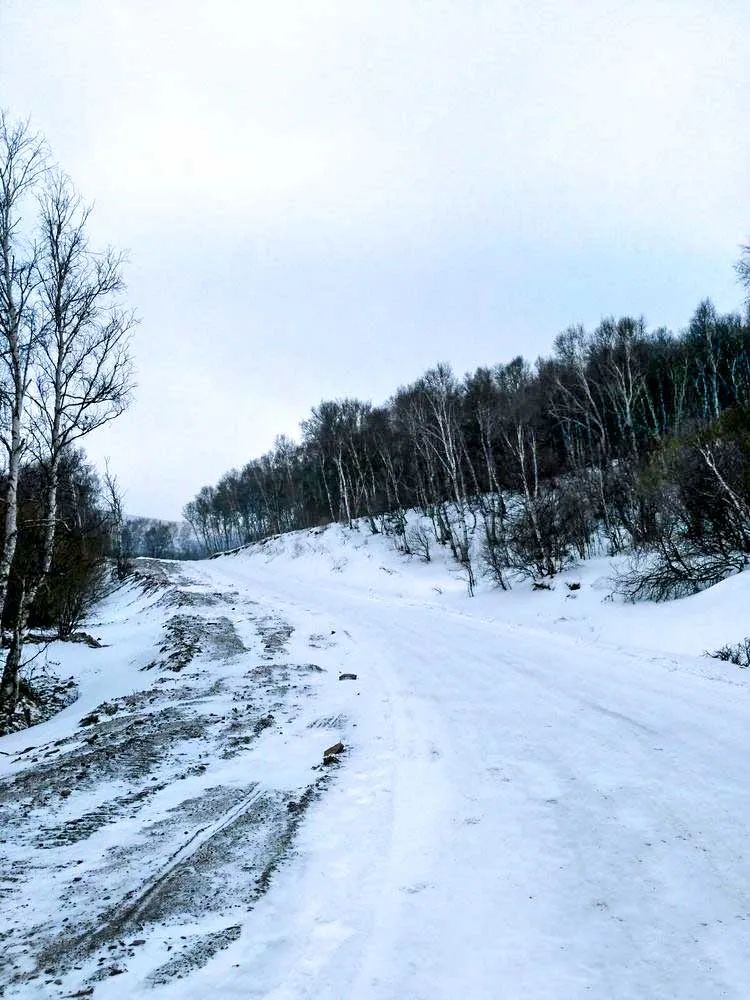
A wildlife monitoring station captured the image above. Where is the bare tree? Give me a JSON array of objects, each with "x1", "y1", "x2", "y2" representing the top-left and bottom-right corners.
[
  {"x1": 1, "y1": 172, "x2": 135, "y2": 714},
  {"x1": 0, "y1": 115, "x2": 47, "y2": 652},
  {"x1": 736, "y1": 243, "x2": 750, "y2": 303},
  {"x1": 103, "y1": 458, "x2": 130, "y2": 579}
]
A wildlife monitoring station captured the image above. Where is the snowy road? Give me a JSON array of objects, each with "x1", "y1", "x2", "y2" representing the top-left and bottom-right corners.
[
  {"x1": 199, "y1": 543, "x2": 750, "y2": 1000},
  {"x1": 3, "y1": 527, "x2": 750, "y2": 999}
]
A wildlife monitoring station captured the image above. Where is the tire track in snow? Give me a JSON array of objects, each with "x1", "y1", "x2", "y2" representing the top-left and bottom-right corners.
[{"x1": 93, "y1": 783, "x2": 265, "y2": 936}]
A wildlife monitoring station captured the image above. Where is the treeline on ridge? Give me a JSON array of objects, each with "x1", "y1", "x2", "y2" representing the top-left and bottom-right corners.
[{"x1": 186, "y1": 295, "x2": 750, "y2": 601}]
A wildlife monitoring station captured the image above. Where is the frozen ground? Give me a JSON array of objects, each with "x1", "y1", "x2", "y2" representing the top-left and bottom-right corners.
[{"x1": 2, "y1": 521, "x2": 750, "y2": 999}]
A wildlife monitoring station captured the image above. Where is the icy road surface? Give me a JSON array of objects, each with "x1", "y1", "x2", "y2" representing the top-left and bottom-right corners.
[{"x1": 3, "y1": 523, "x2": 750, "y2": 999}]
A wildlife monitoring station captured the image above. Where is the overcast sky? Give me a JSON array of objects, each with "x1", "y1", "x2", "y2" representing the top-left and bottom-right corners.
[{"x1": 1, "y1": 0, "x2": 748, "y2": 519}]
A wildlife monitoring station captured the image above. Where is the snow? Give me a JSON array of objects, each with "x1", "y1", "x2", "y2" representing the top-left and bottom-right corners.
[{"x1": 3, "y1": 519, "x2": 750, "y2": 998}]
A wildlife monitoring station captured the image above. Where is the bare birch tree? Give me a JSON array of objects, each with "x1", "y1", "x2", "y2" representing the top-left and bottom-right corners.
[
  {"x1": 0, "y1": 115, "x2": 47, "y2": 646},
  {"x1": 1, "y1": 172, "x2": 134, "y2": 714}
]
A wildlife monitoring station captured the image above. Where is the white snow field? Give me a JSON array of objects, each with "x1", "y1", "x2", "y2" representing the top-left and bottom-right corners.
[{"x1": 3, "y1": 520, "x2": 750, "y2": 999}]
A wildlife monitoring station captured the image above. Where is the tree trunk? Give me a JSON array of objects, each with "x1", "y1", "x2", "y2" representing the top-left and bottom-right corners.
[
  {"x1": 0, "y1": 458, "x2": 60, "y2": 718},
  {"x1": 0, "y1": 580, "x2": 25, "y2": 718},
  {"x1": 0, "y1": 416, "x2": 22, "y2": 618}
]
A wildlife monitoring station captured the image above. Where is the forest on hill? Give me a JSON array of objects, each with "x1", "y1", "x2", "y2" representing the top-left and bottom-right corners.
[{"x1": 187, "y1": 291, "x2": 750, "y2": 603}]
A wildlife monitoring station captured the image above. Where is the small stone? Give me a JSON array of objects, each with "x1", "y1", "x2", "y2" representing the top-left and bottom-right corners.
[{"x1": 323, "y1": 741, "x2": 345, "y2": 760}]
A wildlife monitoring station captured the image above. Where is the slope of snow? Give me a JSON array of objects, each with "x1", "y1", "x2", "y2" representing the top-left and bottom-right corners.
[
  {"x1": 230, "y1": 518, "x2": 750, "y2": 661},
  {"x1": 0, "y1": 564, "x2": 356, "y2": 996},
  {"x1": 2, "y1": 522, "x2": 750, "y2": 999}
]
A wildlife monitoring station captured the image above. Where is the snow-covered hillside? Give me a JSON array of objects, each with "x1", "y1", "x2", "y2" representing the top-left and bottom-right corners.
[{"x1": 2, "y1": 522, "x2": 750, "y2": 999}]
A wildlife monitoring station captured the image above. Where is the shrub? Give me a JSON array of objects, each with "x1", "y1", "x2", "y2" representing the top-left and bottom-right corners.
[
  {"x1": 614, "y1": 522, "x2": 747, "y2": 602},
  {"x1": 405, "y1": 523, "x2": 432, "y2": 562},
  {"x1": 708, "y1": 637, "x2": 750, "y2": 668}
]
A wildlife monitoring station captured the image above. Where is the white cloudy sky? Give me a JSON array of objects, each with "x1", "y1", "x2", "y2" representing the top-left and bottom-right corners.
[{"x1": 1, "y1": 0, "x2": 748, "y2": 518}]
